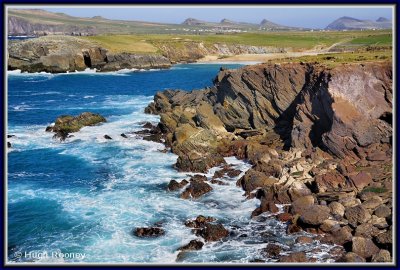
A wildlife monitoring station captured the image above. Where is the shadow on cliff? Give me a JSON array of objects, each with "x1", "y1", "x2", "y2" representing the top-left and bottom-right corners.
[{"x1": 273, "y1": 70, "x2": 334, "y2": 151}]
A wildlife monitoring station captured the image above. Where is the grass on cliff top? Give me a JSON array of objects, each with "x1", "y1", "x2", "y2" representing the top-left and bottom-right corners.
[
  {"x1": 79, "y1": 30, "x2": 392, "y2": 54},
  {"x1": 268, "y1": 49, "x2": 392, "y2": 68},
  {"x1": 81, "y1": 35, "x2": 159, "y2": 54}
]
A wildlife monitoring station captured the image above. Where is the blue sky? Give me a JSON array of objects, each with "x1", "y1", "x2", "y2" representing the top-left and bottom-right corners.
[{"x1": 41, "y1": 6, "x2": 393, "y2": 29}]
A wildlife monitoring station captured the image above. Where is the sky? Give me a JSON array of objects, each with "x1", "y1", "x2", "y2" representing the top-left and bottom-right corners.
[{"x1": 39, "y1": 6, "x2": 394, "y2": 29}]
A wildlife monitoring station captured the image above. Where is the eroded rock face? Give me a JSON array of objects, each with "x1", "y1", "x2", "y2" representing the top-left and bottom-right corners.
[
  {"x1": 8, "y1": 36, "x2": 171, "y2": 73},
  {"x1": 146, "y1": 62, "x2": 392, "y2": 173}
]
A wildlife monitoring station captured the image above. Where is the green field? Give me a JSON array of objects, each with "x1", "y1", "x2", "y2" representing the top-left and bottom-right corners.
[{"x1": 80, "y1": 30, "x2": 392, "y2": 54}]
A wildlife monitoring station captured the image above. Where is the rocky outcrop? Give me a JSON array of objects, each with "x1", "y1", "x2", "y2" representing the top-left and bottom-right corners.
[
  {"x1": 146, "y1": 60, "x2": 392, "y2": 262},
  {"x1": 46, "y1": 112, "x2": 106, "y2": 140},
  {"x1": 146, "y1": 62, "x2": 392, "y2": 172},
  {"x1": 153, "y1": 41, "x2": 286, "y2": 63},
  {"x1": 7, "y1": 36, "x2": 171, "y2": 73}
]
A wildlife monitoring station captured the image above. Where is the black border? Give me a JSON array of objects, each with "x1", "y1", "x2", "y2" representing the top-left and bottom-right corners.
[{"x1": 1, "y1": 1, "x2": 398, "y2": 269}]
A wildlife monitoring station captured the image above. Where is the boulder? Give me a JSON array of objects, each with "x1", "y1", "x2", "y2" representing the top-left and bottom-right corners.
[
  {"x1": 349, "y1": 172, "x2": 373, "y2": 190},
  {"x1": 181, "y1": 180, "x2": 212, "y2": 199},
  {"x1": 279, "y1": 252, "x2": 307, "y2": 262},
  {"x1": 263, "y1": 243, "x2": 281, "y2": 257},
  {"x1": 177, "y1": 240, "x2": 204, "y2": 251},
  {"x1": 185, "y1": 215, "x2": 216, "y2": 228},
  {"x1": 299, "y1": 205, "x2": 330, "y2": 226},
  {"x1": 354, "y1": 223, "x2": 380, "y2": 238},
  {"x1": 329, "y1": 201, "x2": 345, "y2": 217},
  {"x1": 313, "y1": 172, "x2": 347, "y2": 193},
  {"x1": 344, "y1": 205, "x2": 371, "y2": 227},
  {"x1": 133, "y1": 227, "x2": 165, "y2": 238},
  {"x1": 351, "y1": 236, "x2": 380, "y2": 259},
  {"x1": 167, "y1": 179, "x2": 188, "y2": 191},
  {"x1": 371, "y1": 249, "x2": 392, "y2": 262},
  {"x1": 121, "y1": 133, "x2": 128, "y2": 138},
  {"x1": 237, "y1": 169, "x2": 277, "y2": 193},
  {"x1": 290, "y1": 195, "x2": 315, "y2": 215},
  {"x1": 7, "y1": 142, "x2": 11, "y2": 148},
  {"x1": 374, "y1": 205, "x2": 391, "y2": 218},
  {"x1": 277, "y1": 213, "x2": 293, "y2": 223},
  {"x1": 104, "y1": 135, "x2": 112, "y2": 140},
  {"x1": 361, "y1": 196, "x2": 383, "y2": 210},
  {"x1": 251, "y1": 199, "x2": 279, "y2": 217},
  {"x1": 195, "y1": 223, "x2": 229, "y2": 242},
  {"x1": 336, "y1": 252, "x2": 366, "y2": 263}
]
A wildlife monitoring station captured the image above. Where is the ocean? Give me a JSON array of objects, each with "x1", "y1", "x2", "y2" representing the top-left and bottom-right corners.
[{"x1": 7, "y1": 64, "x2": 335, "y2": 263}]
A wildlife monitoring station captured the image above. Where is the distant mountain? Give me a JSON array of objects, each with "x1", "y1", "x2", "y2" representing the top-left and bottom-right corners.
[
  {"x1": 181, "y1": 17, "x2": 308, "y2": 31},
  {"x1": 325, "y1": 16, "x2": 392, "y2": 30},
  {"x1": 259, "y1": 19, "x2": 308, "y2": 31},
  {"x1": 181, "y1": 18, "x2": 210, "y2": 26},
  {"x1": 376, "y1": 17, "x2": 390, "y2": 22}
]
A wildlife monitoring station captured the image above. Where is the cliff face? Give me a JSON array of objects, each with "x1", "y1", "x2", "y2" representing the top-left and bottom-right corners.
[
  {"x1": 145, "y1": 61, "x2": 393, "y2": 261},
  {"x1": 146, "y1": 62, "x2": 392, "y2": 172},
  {"x1": 8, "y1": 16, "x2": 97, "y2": 36},
  {"x1": 154, "y1": 41, "x2": 286, "y2": 63},
  {"x1": 7, "y1": 36, "x2": 171, "y2": 73}
]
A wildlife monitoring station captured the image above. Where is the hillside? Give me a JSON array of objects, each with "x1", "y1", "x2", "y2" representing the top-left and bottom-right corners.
[{"x1": 326, "y1": 16, "x2": 392, "y2": 30}]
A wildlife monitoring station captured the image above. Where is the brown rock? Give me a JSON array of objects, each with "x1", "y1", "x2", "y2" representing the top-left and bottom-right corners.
[
  {"x1": 237, "y1": 169, "x2": 277, "y2": 193},
  {"x1": 344, "y1": 205, "x2": 371, "y2": 227},
  {"x1": 185, "y1": 215, "x2": 216, "y2": 228},
  {"x1": 290, "y1": 195, "x2": 315, "y2": 215},
  {"x1": 251, "y1": 199, "x2": 279, "y2": 217},
  {"x1": 314, "y1": 172, "x2": 347, "y2": 193},
  {"x1": 279, "y1": 252, "x2": 307, "y2": 262},
  {"x1": 374, "y1": 230, "x2": 392, "y2": 246},
  {"x1": 181, "y1": 181, "x2": 213, "y2": 199},
  {"x1": 371, "y1": 249, "x2": 392, "y2": 262},
  {"x1": 296, "y1": 236, "x2": 313, "y2": 244},
  {"x1": 329, "y1": 201, "x2": 345, "y2": 217},
  {"x1": 277, "y1": 213, "x2": 293, "y2": 223},
  {"x1": 195, "y1": 223, "x2": 229, "y2": 242},
  {"x1": 349, "y1": 172, "x2": 373, "y2": 190},
  {"x1": 336, "y1": 252, "x2": 366, "y2": 262},
  {"x1": 177, "y1": 240, "x2": 204, "y2": 251},
  {"x1": 374, "y1": 205, "x2": 391, "y2": 218},
  {"x1": 362, "y1": 196, "x2": 383, "y2": 210},
  {"x1": 300, "y1": 205, "x2": 330, "y2": 226},
  {"x1": 352, "y1": 236, "x2": 380, "y2": 259},
  {"x1": 287, "y1": 223, "x2": 302, "y2": 234},
  {"x1": 133, "y1": 227, "x2": 165, "y2": 238},
  {"x1": 320, "y1": 220, "x2": 340, "y2": 233},
  {"x1": 354, "y1": 223, "x2": 380, "y2": 238},
  {"x1": 167, "y1": 179, "x2": 188, "y2": 191},
  {"x1": 263, "y1": 243, "x2": 281, "y2": 257}
]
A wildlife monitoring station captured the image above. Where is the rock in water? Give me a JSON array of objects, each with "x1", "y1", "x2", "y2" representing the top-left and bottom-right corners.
[
  {"x1": 133, "y1": 227, "x2": 165, "y2": 238},
  {"x1": 7, "y1": 142, "x2": 11, "y2": 148},
  {"x1": 177, "y1": 240, "x2": 204, "y2": 251},
  {"x1": 180, "y1": 178, "x2": 213, "y2": 199},
  {"x1": 46, "y1": 112, "x2": 106, "y2": 140},
  {"x1": 104, "y1": 135, "x2": 112, "y2": 140},
  {"x1": 195, "y1": 223, "x2": 229, "y2": 242},
  {"x1": 120, "y1": 133, "x2": 128, "y2": 138}
]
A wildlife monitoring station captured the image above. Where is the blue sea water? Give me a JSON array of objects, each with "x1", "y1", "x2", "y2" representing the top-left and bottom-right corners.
[{"x1": 7, "y1": 64, "x2": 334, "y2": 263}]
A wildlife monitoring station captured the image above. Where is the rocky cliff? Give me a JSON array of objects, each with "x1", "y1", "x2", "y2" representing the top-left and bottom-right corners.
[
  {"x1": 146, "y1": 62, "x2": 392, "y2": 171},
  {"x1": 154, "y1": 41, "x2": 286, "y2": 63},
  {"x1": 145, "y1": 61, "x2": 393, "y2": 261},
  {"x1": 7, "y1": 36, "x2": 171, "y2": 73}
]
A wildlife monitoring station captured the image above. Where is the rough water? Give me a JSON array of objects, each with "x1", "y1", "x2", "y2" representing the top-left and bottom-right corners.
[{"x1": 7, "y1": 64, "x2": 335, "y2": 263}]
